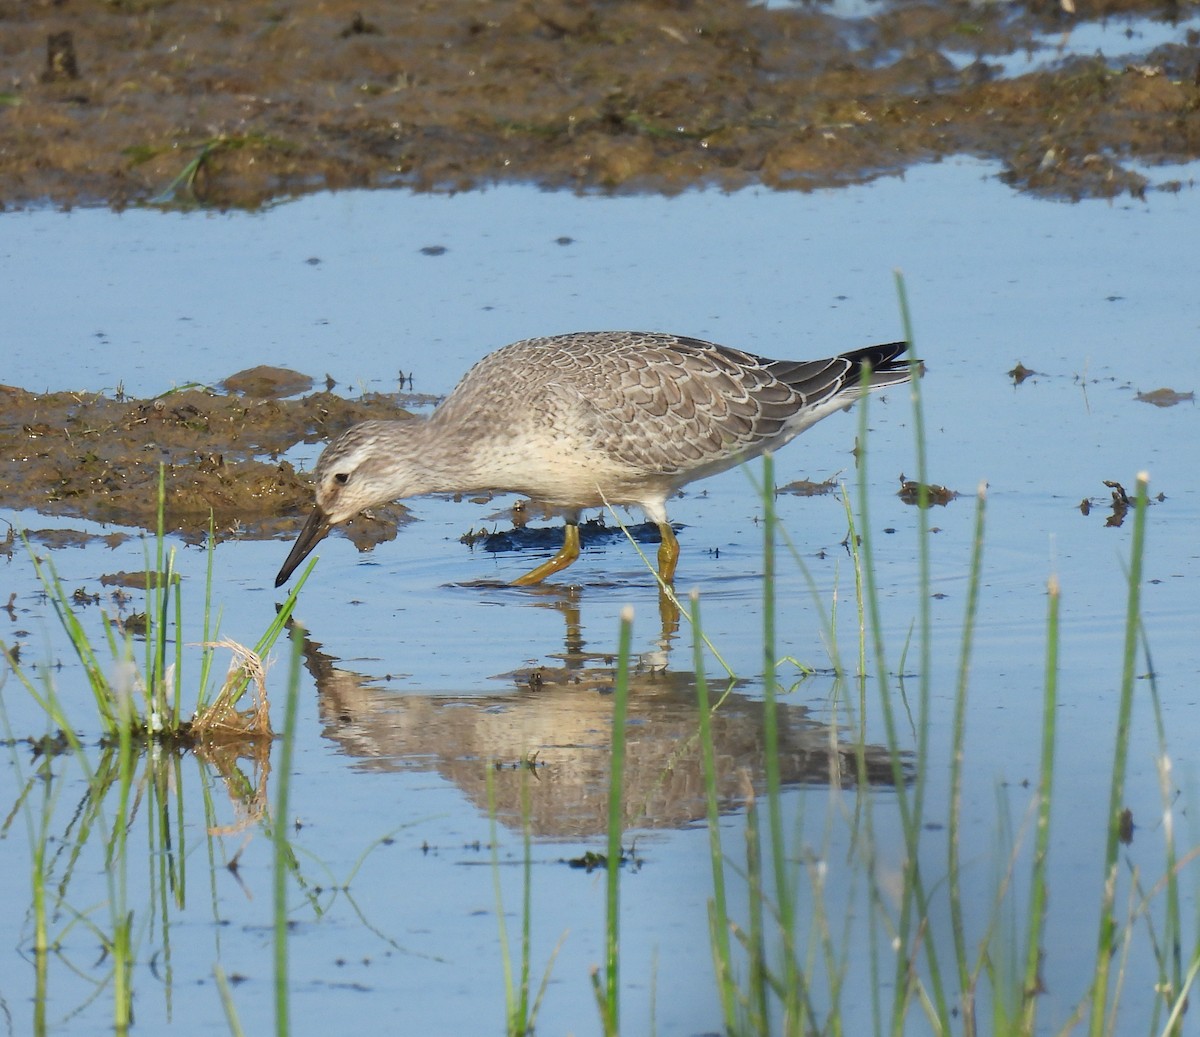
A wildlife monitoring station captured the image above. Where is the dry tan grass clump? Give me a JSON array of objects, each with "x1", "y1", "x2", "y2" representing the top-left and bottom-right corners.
[{"x1": 191, "y1": 639, "x2": 274, "y2": 742}]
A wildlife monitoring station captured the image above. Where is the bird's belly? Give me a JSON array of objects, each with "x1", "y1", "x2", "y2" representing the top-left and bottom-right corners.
[{"x1": 466, "y1": 448, "x2": 667, "y2": 513}]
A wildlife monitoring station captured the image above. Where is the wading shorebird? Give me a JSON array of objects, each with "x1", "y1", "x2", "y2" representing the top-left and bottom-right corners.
[{"x1": 275, "y1": 332, "x2": 913, "y2": 588}]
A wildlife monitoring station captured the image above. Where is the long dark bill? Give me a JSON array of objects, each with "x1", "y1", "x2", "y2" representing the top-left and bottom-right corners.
[{"x1": 275, "y1": 508, "x2": 332, "y2": 587}]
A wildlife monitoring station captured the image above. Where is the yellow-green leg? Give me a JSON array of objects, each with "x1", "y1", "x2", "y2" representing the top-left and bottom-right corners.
[
  {"x1": 511, "y1": 522, "x2": 581, "y2": 586},
  {"x1": 657, "y1": 522, "x2": 680, "y2": 583},
  {"x1": 657, "y1": 586, "x2": 681, "y2": 639}
]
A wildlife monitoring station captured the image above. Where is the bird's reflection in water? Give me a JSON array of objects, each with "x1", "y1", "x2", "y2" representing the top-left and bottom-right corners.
[
  {"x1": 509, "y1": 580, "x2": 681, "y2": 673},
  {"x1": 295, "y1": 587, "x2": 908, "y2": 839}
]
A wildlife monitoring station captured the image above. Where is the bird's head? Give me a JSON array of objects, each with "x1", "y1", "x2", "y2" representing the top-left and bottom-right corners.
[{"x1": 275, "y1": 420, "x2": 422, "y2": 587}]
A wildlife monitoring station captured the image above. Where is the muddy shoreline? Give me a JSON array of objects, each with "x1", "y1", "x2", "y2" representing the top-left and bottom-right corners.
[
  {"x1": 4, "y1": 0, "x2": 1199, "y2": 545},
  {"x1": 0, "y1": 375, "x2": 414, "y2": 547},
  {"x1": 4, "y1": 0, "x2": 1199, "y2": 210}
]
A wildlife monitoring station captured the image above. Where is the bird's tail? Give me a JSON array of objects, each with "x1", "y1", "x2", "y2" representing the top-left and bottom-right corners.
[
  {"x1": 837, "y1": 341, "x2": 918, "y2": 391},
  {"x1": 765, "y1": 341, "x2": 918, "y2": 404}
]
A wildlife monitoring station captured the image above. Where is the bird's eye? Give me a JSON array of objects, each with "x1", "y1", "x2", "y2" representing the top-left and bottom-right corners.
[{"x1": 333, "y1": 472, "x2": 350, "y2": 485}]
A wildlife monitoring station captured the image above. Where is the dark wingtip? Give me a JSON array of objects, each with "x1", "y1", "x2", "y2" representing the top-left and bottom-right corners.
[
  {"x1": 857, "y1": 340, "x2": 910, "y2": 366},
  {"x1": 845, "y1": 341, "x2": 920, "y2": 383}
]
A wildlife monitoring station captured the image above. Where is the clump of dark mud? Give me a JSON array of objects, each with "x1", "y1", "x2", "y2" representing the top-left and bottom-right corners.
[
  {"x1": 2, "y1": 0, "x2": 1198, "y2": 209},
  {"x1": 0, "y1": 375, "x2": 411, "y2": 542}
]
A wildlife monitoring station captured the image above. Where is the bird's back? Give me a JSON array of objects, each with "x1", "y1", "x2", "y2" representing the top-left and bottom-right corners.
[{"x1": 430, "y1": 332, "x2": 909, "y2": 488}]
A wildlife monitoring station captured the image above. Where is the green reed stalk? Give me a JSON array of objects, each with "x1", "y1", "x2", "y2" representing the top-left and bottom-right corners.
[
  {"x1": 851, "y1": 275, "x2": 950, "y2": 1033},
  {"x1": 690, "y1": 590, "x2": 738, "y2": 1032},
  {"x1": 897, "y1": 273, "x2": 951, "y2": 1031},
  {"x1": 948, "y1": 484, "x2": 988, "y2": 1025},
  {"x1": 171, "y1": 752, "x2": 188, "y2": 906},
  {"x1": 0, "y1": 701, "x2": 59, "y2": 1028},
  {"x1": 197, "y1": 518, "x2": 220, "y2": 710},
  {"x1": 33, "y1": 827, "x2": 48, "y2": 1033},
  {"x1": 743, "y1": 790, "x2": 769, "y2": 1032},
  {"x1": 140, "y1": 465, "x2": 184, "y2": 728},
  {"x1": 490, "y1": 766, "x2": 542, "y2": 1036},
  {"x1": 172, "y1": 544, "x2": 184, "y2": 725},
  {"x1": 152, "y1": 756, "x2": 182, "y2": 1010},
  {"x1": 840, "y1": 490, "x2": 868, "y2": 681},
  {"x1": 274, "y1": 624, "x2": 305, "y2": 1037},
  {"x1": 16, "y1": 547, "x2": 115, "y2": 733},
  {"x1": 757, "y1": 494, "x2": 841, "y2": 676},
  {"x1": 839, "y1": 485, "x2": 889, "y2": 1037},
  {"x1": 759, "y1": 451, "x2": 804, "y2": 1028},
  {"x1": 151, "y1": 549, "x2": 172, "y2": 721},
  {"x1": 1138, "y1": 621, "x2": 1187, "y2": 1034},
  {"x1": 853, "y1": 344, "x2": 915, "y2": 1030},
  {"x1": 111, "y1": 660, "x2": 136, "y2": 1033},
  {"x1": 893, "y1": 275, "x2": 932, "y2": 694},
  {"x1": 1161, "y1": 956, "x2": 1200, "y2": 1037},
  {"x1": 515, "y1": 776, "x2": 536, "y2": 1035},
  {"x1": 239, "y1": 562, "x2": 316, "y2": 704},
  {"x1": 214, "y1": 964, "x2": 247, "y2": 1037},
  {"x1": 488, "y1": 765, "x2": 517, "y2": 1030},
  {"x1": 1089, "y1": 472, "x2": 1150, "y2": 1035},
  {"x1": 1020, "y1": 570, "x2": 1060, "y2": 1032},
  {"x1": 147, "y1": 466, "x2": 168, "y2": 714},
  {"x1": 147, "y1": 762, "x2": 170, "y2": 1000},
  {"x1": 31, "y1": 834, "x2": 48, "y2": 957},
  {"x1": 593, "y1": 605, "x2": 633, "y2": 1035},
  {"x1": 840, "y1": 477, "x2": 891, "y2": 1037},
  {"x1": 851, "y1": 339, "x2": 900, "y2": 946}
]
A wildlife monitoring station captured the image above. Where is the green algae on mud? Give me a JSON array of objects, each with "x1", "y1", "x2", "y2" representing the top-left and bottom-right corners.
[{"x1": 2, "y1": 0, "x2": 1198, "y2": 209}]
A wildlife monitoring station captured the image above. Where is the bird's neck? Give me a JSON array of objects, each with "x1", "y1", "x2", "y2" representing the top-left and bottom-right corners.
[{"x1": 402, "y1": 415, "x2": 501, "y2": 496}]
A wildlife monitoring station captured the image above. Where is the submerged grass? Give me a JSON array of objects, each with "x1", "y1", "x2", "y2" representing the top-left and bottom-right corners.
[
  {"x1": 592, "y1": 604, "x2": 635, "y2": 1037},
  {"x1": 1089, "y1": 471, "x2": 1150, "y2": 1035},
  {"x1": 489, "y1": 764, "x2": 562, "y2": 1036},
  {"x1": 273, "y1": 625, "x2": 306, "y2": 1037}
]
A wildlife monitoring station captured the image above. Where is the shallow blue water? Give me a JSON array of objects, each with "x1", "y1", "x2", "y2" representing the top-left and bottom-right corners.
[{"x1": 2, "y1": 159, "x2": 1198, "y2": 1034}]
